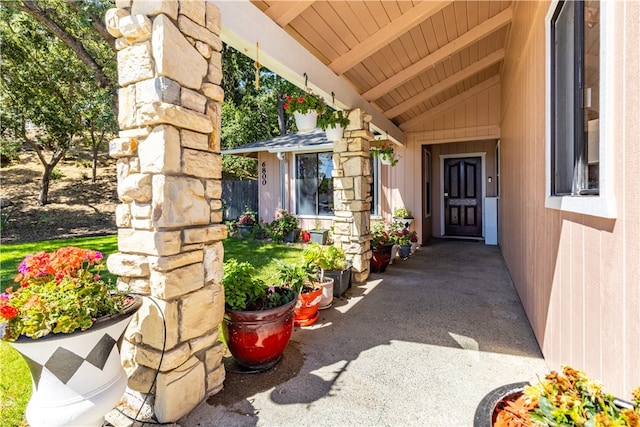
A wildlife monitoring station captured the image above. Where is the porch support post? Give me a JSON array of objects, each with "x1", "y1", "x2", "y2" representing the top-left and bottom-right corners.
[
  {"x1": 332, "y1": 109, "x2": 373, "y2": 282},
  {"x1": 105, "y1": 1, "x2": 226, "y2": 423}
]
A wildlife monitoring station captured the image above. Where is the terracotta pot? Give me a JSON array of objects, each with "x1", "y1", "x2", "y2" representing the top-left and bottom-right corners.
[
  {"x1": 294, "y1": 287, "x2": 322, "y2": 327},
  {"x1": 222, "y1": 294, "x2": 297, "y2": 371},
  {"x1": 371, "y1": 244, "x2": 393, "y2": 273},
  {"x1": 10, "y1": 297, "x2": 142, "y2": 427}
]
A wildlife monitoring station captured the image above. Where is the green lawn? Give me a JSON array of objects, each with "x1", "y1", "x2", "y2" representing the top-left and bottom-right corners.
[{"x1": 0, "y1": 234, "x2": 305, "y2": 426}]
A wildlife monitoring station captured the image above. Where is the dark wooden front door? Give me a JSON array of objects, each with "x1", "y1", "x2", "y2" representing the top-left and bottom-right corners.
[{"x1": 444, "y1": 157, "x2": 482, "y2": 237}]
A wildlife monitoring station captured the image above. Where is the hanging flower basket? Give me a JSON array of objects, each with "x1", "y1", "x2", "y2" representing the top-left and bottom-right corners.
[
  {"x1": 371, "y1": 141, "x2": 399, "y2": 166},
  {"x1": 324, "y1": 124, "x2": 344, "y2": 142},
  {"x1": 380, "y1": 152, "x2": 394, "y2": 165},
  {"x1": 293, "y1": 111, "x2": 318, "y2": 133}
]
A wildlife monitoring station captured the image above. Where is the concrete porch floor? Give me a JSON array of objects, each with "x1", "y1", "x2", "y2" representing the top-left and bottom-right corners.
[{"x1": 180, "y1": 239, "x2": 548, "y2": 427}]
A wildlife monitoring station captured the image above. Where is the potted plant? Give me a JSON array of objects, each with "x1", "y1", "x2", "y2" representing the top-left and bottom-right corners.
[
  {"x1": 267, "y1": 209, "x2": 300, "y2": 243},
  {"x1": 221, "y1": 259, "x2": 297, "y2": 371},
  {"x1": 475, "y1": 366, "x2": 640, "y2": 427},
  {"x1": 283, "y1": 90, "x2": 326, "y2": 133},
  {"x1": 308, "y1": 220, "x2": 329, "y2": 245},
  {"x1": 318, "y1": 110, "x2": 350, "y2": 142},
  {"x1": 391, "y1": 226, "x2": 412, "y2": 260},
  {"x1": 371, "y1": 141, "x2": 399, "y2": 166},
  {"x1": 0, "y1": 246, "x2": 141, "y2": 427},
  {"x1": 273, "y1": 260, "x2": 325, "y2": 326},
  {"x1": 370, "y1": 221, "x2": 395, "y2": 273},
  {"x1": 409, "y1": 230, "x2": 419, "y2": 253},
  {"x1": 303, "y1": 242, "x2": 351, "y2": 298},
  {"x1": 393, "y1": 207, "x2": 414, "y2": 227},
  {"x1": 237, "y1": 208, "x2": 256, "y2": 237}
]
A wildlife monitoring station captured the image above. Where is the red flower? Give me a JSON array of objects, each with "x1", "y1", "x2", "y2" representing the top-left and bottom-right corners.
[
  {"x1": 297, "y1": 96, "x2": 305, "y2": 103},
  {"x1": 283, "y1": 103, "x2": 289, "y2": 110},
  {"x1": 0, "y1": 305, "x2": 18, "y2": 320}
]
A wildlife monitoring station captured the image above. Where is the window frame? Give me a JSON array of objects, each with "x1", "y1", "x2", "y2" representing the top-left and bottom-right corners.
[
  {"x1": 294, "y1": 151, "x2": 335, "y2": 217},
  {"x1": 545, "y1": 0, "x2": 616, "y2": 218}
]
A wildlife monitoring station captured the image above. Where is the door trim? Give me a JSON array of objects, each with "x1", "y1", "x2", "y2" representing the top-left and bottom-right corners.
[{"x1": 440, "y1": 152, "x2": 487, "y2": 237}]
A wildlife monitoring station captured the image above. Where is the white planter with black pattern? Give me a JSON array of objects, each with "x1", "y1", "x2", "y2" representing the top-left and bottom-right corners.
[{"x1": 10, "y1": 297, "x2": 141, "y2": 427}]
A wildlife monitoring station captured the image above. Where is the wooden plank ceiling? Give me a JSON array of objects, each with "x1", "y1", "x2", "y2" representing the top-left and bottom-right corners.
[{"x1": 250, "y1": 1, "x2": 512, "y2": 132}]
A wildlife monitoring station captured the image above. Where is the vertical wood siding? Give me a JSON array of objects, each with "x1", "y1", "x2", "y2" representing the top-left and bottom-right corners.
[{"x1": 499, "y1": 0, "x2": 640, "y2": 397}]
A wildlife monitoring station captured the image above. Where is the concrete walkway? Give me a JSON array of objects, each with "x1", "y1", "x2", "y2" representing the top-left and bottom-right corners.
[{"x1": 180, "y1": 239, "x2": 548, "y2": 427}]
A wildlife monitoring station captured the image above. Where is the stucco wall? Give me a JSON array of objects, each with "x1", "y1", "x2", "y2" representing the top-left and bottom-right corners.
[{"x1": 499, "y1": 0, "x2": 640, "y2": 397}]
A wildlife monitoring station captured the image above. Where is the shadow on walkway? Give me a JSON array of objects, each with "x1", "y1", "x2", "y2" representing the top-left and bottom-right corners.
[{"x1": 181, "y1": 239, "x2": 548, "y2": 426}]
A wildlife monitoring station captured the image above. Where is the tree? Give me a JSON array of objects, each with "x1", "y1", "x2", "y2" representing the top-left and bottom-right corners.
[
  {"x1": 0, "y1": 4, "x2": 114, "y2": 204},
  {"x1": 220, "y1": 44, "x2": 301, "y2": 179}
]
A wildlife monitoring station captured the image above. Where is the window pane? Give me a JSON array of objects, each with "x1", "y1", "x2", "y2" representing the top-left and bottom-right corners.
[
  {"x1": 295, "y1": 152, "x2": 335, "y2": 216},
  {"x1": 296, "y1": 153, "x2": 318, "y2": 215},
  {"x1": 584, "y1": 0, "x2": 599, "y2": 192},
  {"x1": 317, "y1": 153, "x2": 334, "y2": 215},
  {"x1": 553, "y1": 1, "x2": 577, "y2": 195}
]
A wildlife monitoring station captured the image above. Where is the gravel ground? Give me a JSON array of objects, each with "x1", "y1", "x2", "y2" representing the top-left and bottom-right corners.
[{"x1": 0, "y1": 151, "x2": 118, "y2": 244}]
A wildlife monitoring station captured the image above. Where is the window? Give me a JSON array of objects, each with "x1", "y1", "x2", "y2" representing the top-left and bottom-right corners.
[
  {"x1": 550, "y1": 0, "x2": 599, "y2": 196},
  {"x1": 370, "y1": 155, "x2": 380, "y2": 216},
  {"x1": 295, "y1": 152, "x2": 334, "y2": 216}
]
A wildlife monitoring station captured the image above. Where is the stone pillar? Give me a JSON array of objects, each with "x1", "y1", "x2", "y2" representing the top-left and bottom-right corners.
[
  {"x1": 105, "y1": 1, "x2": 226, "y2": 423},
  {"x1": 332, "y1": 109, "x2": 373, "y2": 282}
]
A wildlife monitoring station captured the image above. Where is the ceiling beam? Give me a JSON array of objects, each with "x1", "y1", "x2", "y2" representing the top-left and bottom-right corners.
[
  {"x1": 385, "y1": 48, "x2": 504, "y2": 118},
  {"x1": 329, "y1": 1, "x2": 452, "y2": 76},
  {"x1": 215, "y1": 0, "x2": 404, "y2": 145},
  {"x1": 264, "y1": 1, "x2": 316, "y2": 27},
  {"x1": 400, "y1": 75, "x2": 500, "y2": 131},
  {"x1": 363, "y1": 7, "x2": 512, "y2": 101}
]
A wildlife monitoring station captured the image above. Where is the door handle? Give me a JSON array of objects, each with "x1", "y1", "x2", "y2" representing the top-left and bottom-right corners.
[{"x1": 444, "y1": 192, "x2": 449, "y2": 197}]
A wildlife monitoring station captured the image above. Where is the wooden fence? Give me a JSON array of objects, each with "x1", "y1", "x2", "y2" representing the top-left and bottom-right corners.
[{"x1": 222, "y1": 180, "x2": 258, "y2": 221}]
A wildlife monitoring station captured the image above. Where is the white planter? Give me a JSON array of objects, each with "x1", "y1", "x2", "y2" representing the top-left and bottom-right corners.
[
  {"x1": 324, "y1": 125, "x2": 344, "y2": 142},
  {"x1": 393, "y1": 217, "x2": 414, "y2": 227},
  {"x1": 294, "y1": 111, "x2": 318, "y2": 133},
  {"x1": 10, "y1": 298, "x2": 141, "y2": 427},
  {"x1": 380, "y1": 152, "x2": 394, "y2": 165},
  {"x1": 319, "y1": 277, "x2": 334, "y2": 309}
]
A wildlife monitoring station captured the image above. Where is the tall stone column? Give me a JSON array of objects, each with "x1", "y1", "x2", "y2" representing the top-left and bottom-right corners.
[
  {"x1": 105, "y1": 1, "x2": 226, "y2": 423},
  {"x1": 332, "y1": 109, "x2": 373, "y2": 282}
]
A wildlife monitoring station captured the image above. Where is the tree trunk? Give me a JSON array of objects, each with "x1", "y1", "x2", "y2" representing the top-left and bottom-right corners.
[
  {"x1": 38, "y1": 164, "x2": 54, "y2": 206},
  {"x1": 277, "y1": 95, "x2": 287, "y2": 135}
]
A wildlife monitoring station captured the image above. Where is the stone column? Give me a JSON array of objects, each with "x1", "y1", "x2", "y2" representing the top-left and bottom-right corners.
[
  {"x1": 105, "y1": 1, "x2": 226, "y2": 423},
  {"x1": 332, "y1": 109, "x2": 373, "y2": 282}
]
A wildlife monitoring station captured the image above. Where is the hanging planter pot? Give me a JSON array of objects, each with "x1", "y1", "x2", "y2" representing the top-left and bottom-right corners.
[
  {"x1": 324, "y1": 124, "x2": 344, "y2": 142},
  {"x1": 380, "y1": 152, "x2": 395, "y2": 165},
  {"x1": 10, "y1": 297, "x2": 142, "y2": 427},
  {"x1": 294, "y1": 111, "x2": 318, "y2": 133}
]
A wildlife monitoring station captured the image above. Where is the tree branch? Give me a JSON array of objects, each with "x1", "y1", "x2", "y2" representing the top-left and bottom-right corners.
[
  {"x1": 64, "y1": 0, "x2": 116, "y2": 51},
  {"x1": 15, "y1": 0, "x2": 114, "y2": 92}
]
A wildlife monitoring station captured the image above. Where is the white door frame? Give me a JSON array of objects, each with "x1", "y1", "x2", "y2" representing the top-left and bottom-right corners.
[{"x1": 439, "y1": 152, "x2": 487, "y2": 237}]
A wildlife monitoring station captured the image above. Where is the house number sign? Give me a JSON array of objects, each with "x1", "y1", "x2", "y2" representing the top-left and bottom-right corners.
[{"x1": 261, "y1": 161, "x2": 267, "y2": 185}]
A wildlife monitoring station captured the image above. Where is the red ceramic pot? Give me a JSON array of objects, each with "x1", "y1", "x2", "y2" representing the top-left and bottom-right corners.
[
  {"x1": 371, "y1": 244, "x2": 394, "y2": 273},
  {"x1": 222, "y1": 296, "x2": 297, "y2": 371}
]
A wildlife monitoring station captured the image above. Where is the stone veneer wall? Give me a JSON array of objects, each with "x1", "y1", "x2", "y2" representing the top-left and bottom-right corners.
[
  {"x1": 104, "y1": 0, "x2": 226, "y2": 423},
  {"x1": 332, "y1": 109, "x2": 373, "y2": 282}
]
